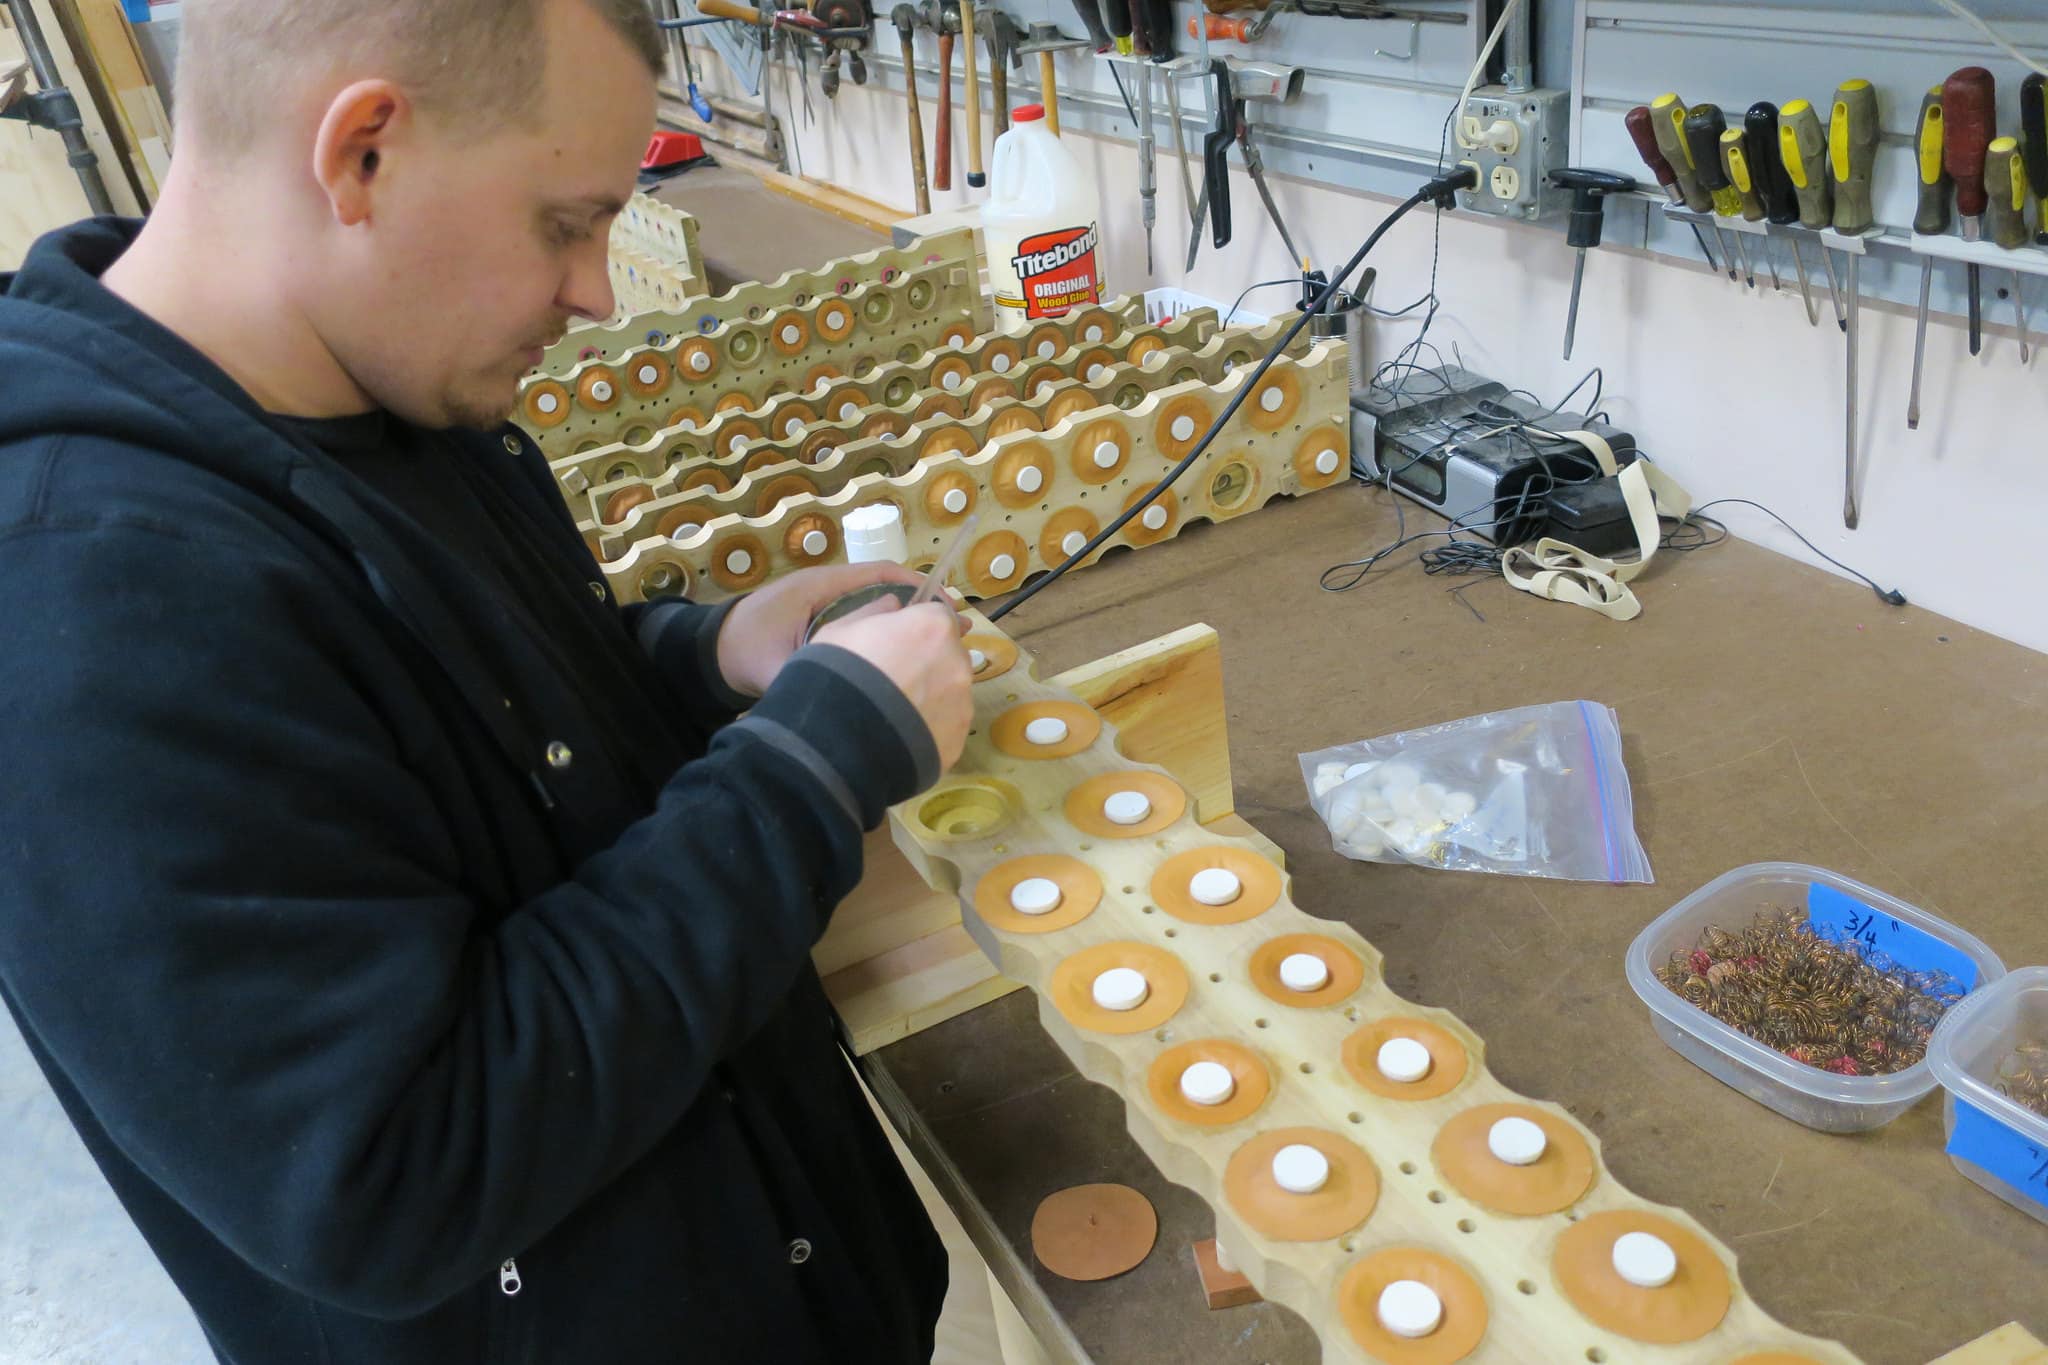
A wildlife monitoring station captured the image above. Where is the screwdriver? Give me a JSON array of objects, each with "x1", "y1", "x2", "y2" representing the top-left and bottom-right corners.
[
  {"x1": 1984, "y1": 136, "x2": 2030, "y2": 363},
  {"x1": 1626, "y1": 104, "x2": 1722, "y2": 275},
  {"x1": 1549, "y1": 168, "x2": 1636, "y2": 361},
  {"x1": 1942, "y1": 66, "x2": 1995, "y2": 357},
  {"x1": 1683, "y1": 103, "x2": 1756, "y2": 287},
  {"x1": 1746, "y1": 102, "x2": 1817, "y2": 324},
  {"x1": 1719, "y1": 126, "x2": 1782, "y2": 291},
  {"x1": 1651, "y1": 93, "x2": 1738, "y2": 281},
  {"x1": 2025, "y1": 74, "x2": 2048, "y2": 247},
  {"x1": 1908, "y1": 87, "x2": 1951, "y2": 430},
  {"x1": 1779, "y1": 98, "x2": 1848, "y2": 330},
  {"x1": 1828, "y1": 78, "x2": 1879, "y2": 532}
]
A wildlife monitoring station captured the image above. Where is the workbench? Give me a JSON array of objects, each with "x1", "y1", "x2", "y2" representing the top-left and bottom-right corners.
[{"x1": 856, "y1": 484, "x2": 2048, "y2": 1365}]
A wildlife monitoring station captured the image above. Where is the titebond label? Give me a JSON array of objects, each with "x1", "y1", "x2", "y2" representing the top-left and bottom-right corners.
[{"x1": 999, "y1": 224, "x2": 1103, "y2": 320}]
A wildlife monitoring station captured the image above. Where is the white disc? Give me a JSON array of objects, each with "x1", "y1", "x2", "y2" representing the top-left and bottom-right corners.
[
  {"x1": 1441, "y1": 791, "x2": 1477, "y2": 822},
  {"x1": 943, "y1": 371, "x2": 965, "y2": 390},
  {"x1": 1091, "y1": 967, "x2": 1149, "y2": 1012},
  {"x1": 1093, "y1": 441, "x2": 1121, "y2": 469},
  {"x1": 1084, "y1": 324, "x2": 1104, "y2": 341},
  {"x1": 1259, "y1": 386, "x2": 1284, "y2": 412},
  {"x1": 1142, "y1": 505, "x2": 1169, "y2": 530},
  {"x1": 992, "y1": 353, "x2": 1013, "y2": 373},
  {"x1": 838, "y1": 400, "x2": 859, "y2": 418},
  {"x1": 1377, "y1": 1280, "x2": 1443, "y2": 1339},
  {"x1": 1376, "y1": 1037, "x2": 1433, "y2": 1084},
  {"x1": 1170, "y1": 415, "x2": 1196, "y2": 442},
  {"x1": 1278, "y1": 953, "x2": 1330, "y2": 993},
  {"x1": 1062, "y1": 531, "x2": 1087, "y2": 557},
  {"x1": 800, "y1": 530, "x2": 828, "y2": 557},
  {"x1": 1270, "y1": 1143, "x2": 1329, "y2": 1194},
  {"x1": 1008, "y1": 877, "x2": 1063, "y2": 916},
  {"x1": 1023, "y1": 716, "x2": 1070, "y2": 746},
  {"x1": 1612, "y1": 1231, "x2": 1678, "y2": 1289},
  {"x1": 1087, "y1": 363, "x2": 1106, "y2": 381},
  {"x1": 824, "y1": 308, "x2": 846, "y2": 330},
  {"x1": 784, "y1": 418, "x2": 805, "y2": 436},
  {"x1": 1315, "y1": 449, "x2": 1341, "y2": 475},
  {"x1": 1487, "y1": 1116, "x2": 1548, "y2": 1167},
  {"x1": 990, "y1": 553, "x2": 1017, "y2": 579},
  {"x1": 536, "y1": 392, "x2": 560, "y2": 414},
  {"x1": 969, "y1": 648, "x2": 989, "y2": 672},
  {"x1": 1178, "y1": 1061, "x2": 1235, "y2": 1106},
  {"x1": 943, "y1": 488, "x2": 970, "y2": 514},
  {"x1": 1102, "y1": 790, "x2": 1152, "y2": 826},
  {"x1": 637, "y1": 364, "x2": 659, "y2": 385},
  {"x1": 816, "y1": 446, "x2": 837, "y2": 462},
  {"x1": 590, "y1": 380, "x2": 614, "y2": 403},
  {"x1": 689, "y1": 351, "x2": 712, "y2": 372},
  {"x1": 780, "y1": 323, "x2": 800, "y2": 344},
  {"x1": 730, "y1": 437, "x2": 750, "y2": 454},
  {"x1": 1142, "y1": 349, "x2": 1165, "y2": 368},
  {"x1": 1342, "y1": 761, "x2": 1377, "y2": 782},
  {"x1": 1037, "y1": 339, "x2": 1058, "y2": 357},
  {"x1": 1016, "y1": 465, "x2": 1044, "y2": 494},
  {"x1": 1188, "y1": 867, "x2": 1242, "y2": 907},
  {"x1": 724, "y1": 549, "x2": 753, "y2": 575}
]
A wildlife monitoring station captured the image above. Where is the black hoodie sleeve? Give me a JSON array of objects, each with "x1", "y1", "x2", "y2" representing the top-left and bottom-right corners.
[
  {"x1": 621, "y1": 594, "x2": 754, "y2": 730},
  {"x1": 0, "y1": 516, "x2": 932, "y2": 1318}
]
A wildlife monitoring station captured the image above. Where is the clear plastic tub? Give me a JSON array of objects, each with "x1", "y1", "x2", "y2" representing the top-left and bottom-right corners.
[
  {"x1": 1927, "y1": 966, "x2": 2048, "y2": 1227},
  {"x1": 1624, "y1": 862, "x2": 2006, "y2": 1134}
]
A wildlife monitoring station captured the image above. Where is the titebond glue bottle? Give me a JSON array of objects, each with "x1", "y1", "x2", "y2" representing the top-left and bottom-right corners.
[{"x1": 984, "y1": 103, "x2": 1105, "y2": 333}]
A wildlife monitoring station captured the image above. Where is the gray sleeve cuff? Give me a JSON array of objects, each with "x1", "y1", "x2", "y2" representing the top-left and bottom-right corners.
[
  {"x1": 790, "y1": 644, "x2": 942, "y2": 796},
  {"x1": 635, "y1": 596, "x2": 753, "y2": 713}
]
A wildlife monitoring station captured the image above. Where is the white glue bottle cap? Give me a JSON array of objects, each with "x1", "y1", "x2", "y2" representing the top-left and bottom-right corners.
[{"x1": 843, "y1": 504, "x2": 909, "y2": 565}]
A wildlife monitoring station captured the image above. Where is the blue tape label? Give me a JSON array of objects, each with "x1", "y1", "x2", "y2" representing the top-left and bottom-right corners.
[
  {"x1": 1805, "y1": 883, "x2": 1980, "y2": 990},
  {"x1": 1948, "y1": 1099, "x2": 2048, "y2": 1210}
]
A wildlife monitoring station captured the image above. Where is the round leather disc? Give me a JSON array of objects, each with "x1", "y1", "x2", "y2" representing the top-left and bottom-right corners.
[{"x1": 1030, "y1": 1183, "x2": 1157, "y2": 1282}]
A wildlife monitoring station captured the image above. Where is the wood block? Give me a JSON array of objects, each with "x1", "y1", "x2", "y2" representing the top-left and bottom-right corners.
[
  {"x1": 1192, "y1": 1238, "x2": 1261, "y2": 1310},
  {"x1": 1928, "y1": 1324, "x2": 2048, "y2": 1365}
]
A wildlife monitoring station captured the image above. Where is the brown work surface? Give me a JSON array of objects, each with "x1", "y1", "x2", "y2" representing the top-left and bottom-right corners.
[
  {"x1": 649, "y1": 166, "x2": 886, "y2": 296},
  {"x1": 864, "y1": 484, "x2": 2048, "y2": 1365},
  {"x1": 1031, "y1": 1183, "x2": 1159, "y2": 1282}
]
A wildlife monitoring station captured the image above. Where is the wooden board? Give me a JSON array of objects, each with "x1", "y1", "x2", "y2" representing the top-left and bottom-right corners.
[{"x1": 1929, "y1": 1326, "x2": 2048, "y2": 1365}]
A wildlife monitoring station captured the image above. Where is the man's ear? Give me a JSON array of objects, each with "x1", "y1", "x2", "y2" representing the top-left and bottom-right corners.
[{"x1": 312, "y1": 80, "x2": 407, "y2": 227}]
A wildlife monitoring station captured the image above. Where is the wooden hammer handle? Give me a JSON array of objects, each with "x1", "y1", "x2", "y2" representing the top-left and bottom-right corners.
[
  {"x1": 692, "y1": 0, "x2": 768, "y2": 24},
  {"x1": 1037, "y1": 51, "x2": 1060, "y2": 135},
  {"x1": 900, "y1": 30, "x2": 931, "y2": 213},
  {"x1": 934, "y1": 31, "x2": 953, "y2": 191},
  {"x1": 959, "y1": 0, "x2": 983, "y2": 188}
]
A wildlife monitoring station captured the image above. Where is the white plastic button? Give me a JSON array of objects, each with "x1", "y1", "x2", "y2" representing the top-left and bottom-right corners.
[
  {"x1": 1487, "y1": 1116, "x2": 1548, "y2": 1167},
  {"x1": 637, "y1": 364, "x2": 660, "y2": 385},
  {"x1": 1179, "y1": 1061, "x2": 1235, "y2": 1106},
  {"x1": 1009, "y1": 877, "x2": 1063, "y2": 916},
  {"x1": 1278, "y1": 953, "x2": 1330, "y2": 993},
  {"x1": 1377, "y1": 1280, "x2": 1443, "y2": 1339},
  {"x1": 943, "y1": 371, "x2": 965, "y2": 390},
  {"x1": 590, "y1": 380, "x2": 615, "y2": 403},
  {"x1": 824, "y1": 308, "x2": 846, "y2": 330},
  {"x1": 536, "y1": 392, "x2": 560, "y2": 414},
  {"x1": 1170, "y1": 415, "x2": 1196, "y2": 442},
  {"x1": 1141, "y1": 505, "x2": 1169, "y2": 531},
  {"x1": 1612, "y1": 1232, "x2": 1678, "y2": 1289},
  {"x1": 730, "y1": 437, "x2": 750, "y2": 454},
  {"x1": 1142, "y1": 349, "x2": 1165, "y2": 368},
  {"x1": 1087, "y1": 363, "x2": 1106, "y2": 381},
  {"x1": 801, "y1": 530, "x2": 829, "y2": 557},
  {"x1": 1061, "y1": 531, "x2": 1088, "y2": 557},
  {"x1": 838, "y1": 400, "x2": 860, "y2": 418},
  {"x1": 1015, "y1": 465, "x2": 1045, "y2": 494},
  {"x1": 780, "y1": 323, "x2": 800, "y2": 344},
  {"x1": 816, "y1": 446, "x2": 836, "y2": 462},
  {"x1": 725, "y1": 549, "x2": 753, "y2": 575},
  {"x1": 1103, "y1": 790, "x2": 1152, "y2": 826},
  {"x1": 1023, "y1": 716, "x2": 1070, "y2": 746},
  {"x1": 943, "y1": 487, "x2": 970, "y2": 514},
  {"x1": 1093, "y1": 441, "x2": 1121, "y2": 469},
  {"x1": 689, "y1": 350, "x2": 713, "y2": 372},
  {"x1": 1270, "y1": 1143, "x2": 1329, "y2": 1194},
  {"x1": 784, "y1": 418, "x2": 805, "y2": 436},
  {"x1": 1188, "y1": 868, "x2": 1242, "y2": 907},
  {"x1": 1315, "y1": 449, "x2": 1341, "y2": 475},
  {"x1": 1092, "y1": 967, "x2": 1149, "y2": 1012},
  {"x1": 1037, "y1": 339, "x2": 1057, "y2": 358},
  {"x1": 1084, "y1": 324, "x2": 1104, "y2": 341},
  {"x1": 990, "y1": 553, "x2": 1017, "y2": 579},
  {"x1": 1376, "y1": 1037, "x2": 1433, "y2": 1084},
  {"x1": 969, "y1": 648, "x2": 989, "y2": 672},
  {"x1": 1259, "y1": 386, "x2": 1284, "y2": 412},
  {"x1": 992, "y1": 353, "x2": 1014, "y2": 373}
]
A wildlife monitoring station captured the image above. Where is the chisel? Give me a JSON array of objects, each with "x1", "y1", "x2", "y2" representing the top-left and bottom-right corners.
[
  {"x1": 1625, "y1": 104, "x2": 1721, "y2": 275},
  {"x1": 1908, "y1": 87, "x2": 1950, "y2": 429},
  {"x1": 1985, "y1": 136, "x2": 2030, "y2": 363},
  {"x1": 1719, "y1": 126, "x2": 1780, "y2": 290}
]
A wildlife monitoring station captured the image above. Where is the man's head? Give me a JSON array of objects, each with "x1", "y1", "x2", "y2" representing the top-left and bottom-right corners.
[{"x1": 172, "y1": 0, "x2": 662, "y2": 429}]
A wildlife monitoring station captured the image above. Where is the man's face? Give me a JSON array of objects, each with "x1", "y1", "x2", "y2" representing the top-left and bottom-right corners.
[{"x1": 326, "y1": 0, "x2": 656, "y2": 430}]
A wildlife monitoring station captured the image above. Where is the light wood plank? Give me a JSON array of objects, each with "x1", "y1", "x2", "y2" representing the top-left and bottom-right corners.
[{"x1": 1929, "y1": 1324, "x2": 2048, "y2": 1365}]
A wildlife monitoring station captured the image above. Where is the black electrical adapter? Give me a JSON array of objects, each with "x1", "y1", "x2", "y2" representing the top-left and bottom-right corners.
[{"x1": 1536, "y1": 476, "x2": 1640, "y2": 556}]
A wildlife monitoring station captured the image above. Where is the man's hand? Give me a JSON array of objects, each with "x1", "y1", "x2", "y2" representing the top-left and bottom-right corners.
[
  {"x1": 715, "y1": 562, "x2": 928, "y2": 699},
  {"x1": 810, "y1": 603, "x2": 974, "y2": 769}
]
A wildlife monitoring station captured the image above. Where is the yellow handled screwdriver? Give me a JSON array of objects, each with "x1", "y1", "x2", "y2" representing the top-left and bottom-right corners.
[
  {"x1": 1984, "y1": 136, "x2": 2030, "y2": 363},
  {"x1": 1684, "y1": 103, "x2": 1756, "y2": 286},
  {"x1": 1720, "y1": 127, "x2": 1782, "y2": 291},
  {"x1": 1651, "y1": 92, "x2": 1739, "y2": 282},
  {"x1": 1907, "y1": 87, "x2": 1951, "y2": 430},
  {"x1": 1827, "y1": 78, "x2": 1879, "y2": 531},
  {"x1": 1780, "y1": 97, "x2": 1847, "y2": 330}
]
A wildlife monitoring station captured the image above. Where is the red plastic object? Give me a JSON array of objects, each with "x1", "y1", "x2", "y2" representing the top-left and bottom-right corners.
[
  {"x1": 643, "y1": 131, "x2": 706, "y2": 171},
  {"x1": 1013, "y1": 103, "x2": 1045, "y2": 122}
]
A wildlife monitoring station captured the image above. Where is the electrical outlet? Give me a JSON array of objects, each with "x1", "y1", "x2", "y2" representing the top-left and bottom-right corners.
[{"x1": 1453, "y1": 86, "x2": 1569, "y2": 222}]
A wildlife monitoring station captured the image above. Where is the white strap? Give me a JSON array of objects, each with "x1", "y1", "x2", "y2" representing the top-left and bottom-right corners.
[{"x1": 1500, "y1": 430, "x2": 1691, "y2": 622}]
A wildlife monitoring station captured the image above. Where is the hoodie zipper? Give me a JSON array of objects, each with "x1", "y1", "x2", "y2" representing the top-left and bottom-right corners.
[{"x1": 499, "y1": 1258, "x2": 523, "y2": 1296}]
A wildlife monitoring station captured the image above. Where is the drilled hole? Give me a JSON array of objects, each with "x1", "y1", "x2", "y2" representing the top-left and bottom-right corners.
[
  {"x1": 1517, "y1": 1280, "x2": 1536, "y2": 1296},
  {"x1": 1427, "y1": 1189, "x2": 1445, "y2": 1204},
  {"x1": 1398, "y1": 1161, "x2": 1416, "y2": 1174},
  {"x1": 1586, "y1": 1352, "x2": 1606, "y2": 1363},
  {"x1": 1209, "y1": 972, "x2": 1223, "y2": 983},
  {"x1": 1457, "y1": 1219, "x2": 1476, "y2": 1233},
  {"x1": 1254, "y1": 1018, "x2": 1269, "y2": 1029},
  {"x1": 1299, "y1": 1062, "x2": 1314, "y2": 1075}
]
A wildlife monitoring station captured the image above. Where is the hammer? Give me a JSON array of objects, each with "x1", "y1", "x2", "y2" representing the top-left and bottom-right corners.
[
  {"x1": 982, "y1": 11, "x2": 1025, "y2": 138},
  {"x1": 919, "y1": 0, "x2": 957, "y2": 191},
  {"x1": 1015, "y1": 22, "x2": 1088, "y2": 136},
  {"x1": 958, "y1": 0, "x2": 984, "y2": 188},
  {"x1": 890, "y1": 4, "x2": 931, "y2": 213}
]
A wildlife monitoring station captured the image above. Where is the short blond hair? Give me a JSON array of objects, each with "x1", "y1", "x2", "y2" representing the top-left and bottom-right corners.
[{"x1": 176, "y1": 0, "x2": 663, "y2": 151}]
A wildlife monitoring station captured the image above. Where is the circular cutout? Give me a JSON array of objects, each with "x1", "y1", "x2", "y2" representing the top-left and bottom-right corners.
[
  {"x1": 925, "y1": 471, "x2": 979, "y2": 526},
  {"x1": 803, "y1": 362, "x2": 843, "y2": 393},
  {"x1": 1070, "y1": 418, "x2": 1130, "y2": 484},
  {"x1": 677, "y1": 466, "x2": 733, "y2": 495},
  {"x1": 1247, "y1": 366, "x2": 1302, "y2": 431},
  {"x1": 1155, "y1": 394, "x2": 1214, "y2": 459},
  {"x1": 969, "y1": 376, "x2": 1016, "y2": 414},
  {"x1": 523, "y1": 381, "x2": 571, "y2": 428},
  {"x1": 962, "y1": 633, "x2": 1018, "y2": 681},
  {"x1": 665, "y1": 404, "x2": 710, "y2": 431},
  {"x1": 937, "y1": 321, "x2": 975, "y2": 349},
  {"x1": 1552, "y1": 1211, "x2": 1730, "y2": 1344},
  {"x1": 1148, "y1": 1040, "x2": 1270, "y2": 1126},
  {"x1": 1074, "y1": 347, "x2": 1117, "y2": 385},
  {"x1": 984, "y1": 340, "x2": 1023, "y2": 375},
  {"x1": 752, "y1": 473, "x2": 815, "y2": 515},
  {"x1": 911, "y1": 777, "x2": 1024, "y2": 842},
  {"x1": 930, "y1": 356, "x2": 975, "y2": 393},
  {"x1": 713, "y1": 419, "x2": 766, "y2": 460},
  {"x1": 635, "y1": 559, "x2": 690, "y2": 599},
  {"x1": 1249, "y1": 933, "x2": 1367, "y2": 1008},
  {"x1": 814, "y1": 299, "x2": 854, "y2": 342},
  {"x1": 1037, "y1": 508, "x2": 1101, "y2": 569},
  {"x1": 602, "y1": 483, "x2": 657, "y2": 527},
  {"x1": 1207, "y1": 457, "x2": 1262, "y2": 517},
  {"x1": 911, "y1": 392, "x2": 967, "y2": 423},
  {"x1": 772, "y1": 401, "x2": 818, "y2": 439},
  {"x1": 919, "y1": 426, "x2": 980, "y2": 463},
  {"x1": 1024, "y1": 323, "x2": 1065, "y2": 360},
  {"x1": 783, "y1": 514, "x2": 838, "y2": 564},
  {"x1": 628, "y1": 357, "x2": 670, "y2": 399},
  {"x1": 988, "y1": 406, "x2": 1044, "y2": 439},
  {"x1": 1295, "y1": 426, "x2": 1349, "y2": 489},
  {"x1": 675, "y1": 338, "x2": 719, "y2": 381},
  {"x1": 972, "y1": 854, "x2": 1103, "y2": 934},
  {"x1": 1122, "y1": 487, "x2": 1181, "y2": 546},
  {"x1": 1342, "y1": 1017, "x2": 1472, "y2": 1101},
  {"x1": 1127, "y1": 334, "x2": 1169, "y2": 369},
  {"x1": 577, "y1": 366, "x2": 622, "y2": 411},
  {"x1": 1020, "y1": 363, "x2": 1066, "y2": 399},
  {"x1": 1338, "y1": 1248, "x2": 1488, "y2": 1365},
  {"x1": 991, "y1": 701, "x2": 1100, "y2": 759},
  {"x1": 1151, "y1": 847, "x2": 1283, "y2": 925},
  {"x1": 1064, "y1": 771, "x2": 1187, "y2": 839},
  {"x1": 713, "y1": 390, "x2": 757, "y2": 418},
  {"x1": 995, "y1": 442, "x2": 1055, "y2": 508},
  {"x1": 770, "y1": 314, "x2": 810, "y2": 356},
  {"x1": 709, "y1": 533, "x2": 769, "y2": 591},
  {"x1": 1223, "y1": 1127, "x2": 1378, "y2": 1242},
  {"x1": 655, "y1": 509, "x2": 708, "y2": 543},
  {"x1": 1031, "y1": 1184, "x2": 1156, "y2": 1282},
  {"x1": 967, "y1": 531, "x2": 1030, "y2": 596},
  {"x1": 1432, "y1": 1103, "x2": 1596, "y2": 1216},
  {"x1": 1048, "y1": 941, "x2": 1190, "y2": 1034}
]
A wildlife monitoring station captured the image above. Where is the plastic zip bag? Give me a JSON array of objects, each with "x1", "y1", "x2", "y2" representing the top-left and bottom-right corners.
[{"x1": 1299, "y1": 701, "x2": 1653, "y2": 884}]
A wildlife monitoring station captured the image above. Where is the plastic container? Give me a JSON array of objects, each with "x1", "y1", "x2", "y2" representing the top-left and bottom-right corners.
[
  {"x1": 1625, "y1": 862, "x2": 2005, "y2": 1133},
  {"x1": 1927, "y1": 967, "x2": 2048, "y2": 1227},
  {"x1": 984, "y1": 104, "x2": 1104, "y2": 334}
]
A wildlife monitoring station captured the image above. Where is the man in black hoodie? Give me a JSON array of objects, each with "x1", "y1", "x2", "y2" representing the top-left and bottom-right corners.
[{"x1": 0, "y1": 0, "x2": 973, "y2": 1360}]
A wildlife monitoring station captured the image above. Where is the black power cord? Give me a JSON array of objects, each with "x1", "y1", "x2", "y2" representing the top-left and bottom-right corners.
[{"x1": 986, "y1": 165, "x2": 1479, "y2": 623}]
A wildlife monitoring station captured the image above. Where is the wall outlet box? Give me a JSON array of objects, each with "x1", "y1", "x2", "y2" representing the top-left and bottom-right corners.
[{"x1": 1453, "y1": 86, "x2": 1569, "y2": 222}]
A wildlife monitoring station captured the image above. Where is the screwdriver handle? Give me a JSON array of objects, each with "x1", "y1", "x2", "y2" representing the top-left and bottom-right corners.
[
  {"x1": 1720, "y1": 129, "x2": 1765, "y2": 221},
  {"x1": 2027, "y1": 74, "x2": 2048, "y2": 246},
  {"x1": 1625, "y1": 105, "x2": 1684, "y2": 205},
  {"x1": 1985, "y1": 137, "x2": 2028, "y2": 249},
  {"x1": 1913, "y1": 87, "x2": 1952, "y2": 237},
  {"x1": 1942, "y1": 66, "x2": 1996, "y2": 222},
  {"x1": 1651, "y1": 93, "x2": 1714, "y2": 213},
  {"x1": 1744, "y1": 103, "x2": 1799, "y2": 225},
  {"x1": 1189, "y1": 13, "x2": 1250, "y2": 41},
  {"x1": 1778, "y1": 99, "x2": 1833, "y2": 230},
  {"x1": 1683, "y1": 103, "x2": 1743, "y2": 216},
  {"x1": 1829, "y1": 79, "x2": 1879, "y2": 235}
]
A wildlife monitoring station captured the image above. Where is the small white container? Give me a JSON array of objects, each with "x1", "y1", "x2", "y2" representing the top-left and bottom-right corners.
[
  {"x1": 984, "y1": 105, "x2": 1104, "y2": 333},
  {"x1": 1927, "y1": 966, "x2": 2048, "y2": 1227},
  {"x1": 1625, "y1": 862, "x2": 2005, "y2": 1133}
]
